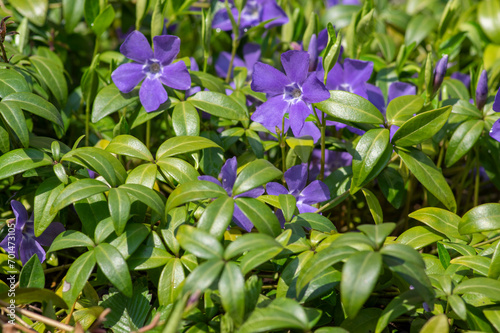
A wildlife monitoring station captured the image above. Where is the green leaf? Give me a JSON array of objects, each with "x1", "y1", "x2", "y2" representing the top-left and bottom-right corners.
[
  {"x1": 478, "y1": 0, "x2": 500, "y2": 44},
  {"x1": 126, "y1": 163, "x2": 157, "y2": 188},
  {"x1": 385, "y1": 95, "x2": 424, "y2": 126},
  {"x1": 396, "y1": 147, "x2": 456, "y2": 212},
  {"x1": 290, "y1": 213, "x2": 336, "y2": 233},
  {"x1": 278, "y1": 194, "x2": 297, "y2": 222},
  {"x1": 408, "y1": 207, "x2": 463, "y2": 240},
  {"x1": 109, "y1": 223, "x2": 150, "y2": 259},
  {"x1": 95, "y1": 243, "x2": 133, "y2": 297},
  {"x1": 375, "y1": 32, "x2": 396, "y2": 62},
  {"x1": 405, "y1": 15, "x2": 436, "y2": 46},
  {"x1": 233, "y1": 159, "x2": 282, "y2": 196},
  {"x1": 0, "y1": 69, "x2": 30, "y2": 97},
  {"x1": 2, "y1": 92, "x2": 64, "y2": 128},
  {"x1": 361, "y1": 189, "x2": 383, "y2": 224},
  {"x1": 128, "y1": 244, "x2": 172, "y2": 271},
  {"x1": 483, "y1": 307, "x2": 500, "y2": 332},
  {"x1": 377, "y1": 166, "x2": 406, "y2": 209},
  {"x1": 235, "y1": 198, "x2": 282, "y2": 237},
  {"x1": 1, "y1": 288, "x2": 66, "y2": 308},
  {"x1": 183, "y1": 259, "x2": 224, "y2": 294},
  {"x1": 197, "y1": 196, "x2": 235, "y2": 241},
  {"x1": 62, "y1": 148, "x2": 127, "y2": 187},
  {"x1": 219, "y1": 262, "x2": 245, "y2": 326},
  {"x1": 442, "y1": 79, "x2": 469, "y2": 100},
  {"x1": 0, "y1": 122, "x2": 8, "y2": 154},
  {"x1": 358, "y1": 223, "x2": 395, "y2": 250},
  {"x1": 445, "y1": 119, "x2": 484, "y2": 167},
  {"x1": 315, "y1": 91, "x2": 384, "y2": 125},
  {"x1": 189, "y1": 71, "x2": 226, "y2": 93},
  {"x1": 34, "y1": 177, "x2": 64, "y2": 236},
  {"x1": 396, "y1": 225, "x2": 444, "y2": 249},
  {"x1": 166, "y1": 180, "x2": 227, "y2": 212},
  {"x1": 158, "y1": 258, "x2": 185, "y2": 306},
  {"x1": 420, "y1": 314, "x2": 449, "y2": 333},
  {"x1": 48, "y1": 230, "x2": 95, "y2": 252},
  {"x1": 30, "y1": 56, "x2": 68, "y2": 106},
  {"x1": 106, "y1": 135, "x2": 153, "y2": 161},
  {"x1": 489, "y1": 241, "x2": 500, "y2": 279},
  {"x1": 452, "y1": 100, "x2": 482, "y2": 118},
  {"x1": 92, "y1": 5, "x2": 115, "y2": 37},
  {"x1": 375, "y1": 289, "x2": 423, "y2": 333},
  {"x1": 52, "y1": 179, "x2": 109, "y2": 214},
  {"x1": 172, "y1": 102, "x2": 200, "y2": 136},
  {"x1": 237, "y1": 298, "x2": 308, "y2": 333},
  {"x1": 391, "y1": 106, "x2": 452, "y2": 146},
  {"x1": 224, "y1": 233, "x2": 282, "y2": 260},
  {"x1": 448, "y1": 294, "x2": 467, "y2": 321},
  {"x1": 240, "y1": 246, "x2": 284, "y2": 275},
  {"x1": 63, "y1": 0, "x2": 85, "y2": 33},
  {"x1": 19, "y1": 255, "x2": 44, "y2": 288},
  {"x1": 62, "y1": 250, "x2": 96, "y2": 307},
  {"x1": 188, "y1": 91, "x2": 247, "y2": 120},
  {"x1": 351, "y1": 128, "x2": 392, "y2": 193},
  {"x1": 11, "y1": 0, "x2": 47, "y2": 26},
  {"x1": 176, "y1": 225, "x2": 223, "y2": 259},
  {"x1": 454, "y1": 277, "x2": 500, "y2": 301},
  {"x1": 341, "y1": 251, "x2": 382, "y2": 318},
  {"x1": 156, "y1": 157, "x2": 200, "y2": 184},
  {"x1": 0, "y1": 101, "x2": 29, "y2": 147},
  {"x1": 92, "y1": 84, "x2": 139, "y2": 123},
  {"x1": 459, "y1": 203, "x2": 500, "y2": 234},
  {"x1": 118, "y1": 183, "x2": 166, "y2": 220},
  {"x1": 450, "y1": 256, "x2": 490, "y2": 276},
  {"x1": 0, "y1": 148, "x2": 53, "y2": 180},
  {"x1": 84, "y1": 0, "x2": 100, "y2": 26},
  {"x1": 108, "y1": 188, "x2": 131, "y2": 235},
  {"x1": 156, "y1": 135, "x2": 222, "y2": 159}
]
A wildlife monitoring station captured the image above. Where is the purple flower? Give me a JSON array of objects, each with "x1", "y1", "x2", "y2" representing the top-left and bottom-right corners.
[
  {"x1": 476, "y1": 70, "x2": 488, "y2": 111},
  {"x1": 198, "y1": 157, "x2": 264, "y2": 232},
  {"x1": 388, "y1": 81, "x2": 416, "y2": 104},
  {"x1": 0, "y1": 201, "x2": 65, "y2": 265},
  {"x1": 433, "y1": 55, "x2": 448, "y2": 94},
  {"x1": 251, "y1": 50, "x2": 330, "y2": 136},
  {"x1": 267, "y1": 164, "x2": 330, "y2": 217},
  {"x1": 212, "y1": 0, "x2": 288, "y2": 31},
  {"x1": 326, "y1": 0, "x2": 360, "y2": 6},
  {"x1": 490, "y1": 89, "x2": 500, "y2": 142},
  {"x1": 111, "y1": 31, "x2": 191, "y2": 112},
  {"x1": 307, "y1": 34, "x2": 319, "y2": 72},
  {"x1": 309, "y1": 149, "x2": 352, "y2": 180},
  {"x1": 451, "y1": 72, "x2": 471, "y2": 89},
  {"x1": 215, "y1": 43, "x2": 261, "y2": 79}
]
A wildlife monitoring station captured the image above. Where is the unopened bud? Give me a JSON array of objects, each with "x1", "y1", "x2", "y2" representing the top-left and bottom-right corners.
[
  {"x1": 476, "y1": 70, "x2": 488, "y2": 111},
  {"x1": 432, "y1": 54, "x2": 448, "y2": 94},
  {"x1": 308, "y1": 34, "x2": 318, "y2": 72}
]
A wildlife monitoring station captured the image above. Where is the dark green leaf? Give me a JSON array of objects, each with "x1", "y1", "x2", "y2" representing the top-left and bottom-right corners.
[
  {"x1": 396, "y1": 225, "x2": 444, "y2": 249},
  {"x1": 11, "y1": 0, "x2": 47, "y2": 26},
  {"x1": 62, "y1": 250, "x2": 96, "y2": 307},
  {"x1": 375, "y1": 289, "x2": 423, "y2": 333},
  {"x1": 290, "y1": 213, "x2": 337, "y2": 233},
  {"x1": 445, "y1": 120, "x2": 484, "y2": 167},
  {"x1": 128, "y1": 245, "x2": 172, "y2": 270},
  {"x1": 409, "y1": 207, "x2": 464, "y2": 240},
  {"x1": 1, "y1": 288, "x2": 66, "y2": 309},
  {"x1": 188, "y1": 91, "x2": 247, "y2": 120},
  {"x1": 176, "y1": 225, "x2": 223, "y2": 259},
  {"x1": 0, "y1": 148, "x2": 52, "y2": 180},
  {"x1": 118, "y1": 183, "x2": 166, "y2": 220},
  {"x1": 197, "y1": 196, "x2": 234, "y2": 241},
  {"x1": 419, "y1": 314, "x2": 449, "y2": 333},
  {"x1": 233, "y1": 159, "x2": 282, "y2": 196},
  {"x1": 165, "y1": 180, "x2": 226, "y2": 212},
  {"x1": 34, "y1": 177, "x2": 64, "y2": 236},
  {"x1": 92, "y1": 84, "x2": 139, "y2": 123},
  {"x1": 0, "y1": 101, "x2": 29, "y2": 148},
  {"x1": 278, "y1": 194, "x2": 297, "y2": 222},
  {"x1": 459, "y1": 203, "x2": 500, "y2": 234},
  {"x1": 361, "y1": 189, "x2": 384, "y2": 224},
  {"x1": 183, "y1": 259, "x2": 224, "y2": 294},
  {"x1": 108, "y1": 188, "x2": 131, "y2": 235},
  {"x1": 451, "y1": 100, "x2": 482, "y2": 118},
  {"x1": 156, "y1": 157, "x2": 200, "y2": 184},
  {"x1": 219, "y1": 262, "x2": 245, "y2": 325},
  {"x1": 95, "y1": 243, "x2": 133, "y2": 297},
  {"x1": 19, "y1": 255, "x2": 44, "y2": 288},
  {"x1": 30, "y1": 56, "x2": 68, "y2": 106},
  {"x1": 109, "y1": 223, "x2": 150, "y2": 259},
  {"x1": 48, "y1": 230, "x2": 95, "y2": 252},
  {"x1": 158, "y1": 258, "x2": 185, "y2": 306},
  {"x1": 235, "y1": 198, "x2": 282, "y2": 237},
  {"x1": 224, "y1": 233, "x2": 282, "y2": 260},
  {"x1": 172, "y1": 102, "x2": 200, "y2": 136},
  {"x1": 63, "y1": 0, "x2": 85, "y2": 33},
  {"x1": 52, "y1": 179, "x2": 109, "y2": 213},
  {"x1": 385, "y1": 95, "x2": 424, "y2": 126},
  {"x1": 450, "y1": 256, "x2": 490, "y2": 276},
  {"x1": 3, "y1": 92, "x2": 64, "y2": 128},
  {"x1": 106, "y1": 135, "x2": 153, "y2": 162},
  {"x1": 0, "y1": 69, "x2": 30, "y2": 97},
  {"x1": 92, "y1": 5, "x2": 115, "y2": 37}
]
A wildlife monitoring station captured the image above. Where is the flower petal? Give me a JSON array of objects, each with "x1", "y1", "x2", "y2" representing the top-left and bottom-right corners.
[
  {"x1": 296, "y1": 203, "x2": 318, "y2": 214},
  {"x1": 298, "y1": 121, "x2": 321, "y2": 143},
  {"x1": 251, "y1": 62, "x2": 290, "y2": 94},
  {"x1": 281, "y1": 50, "x2": 309, "y2": 85},
  {"x1": 300, "y1": 180, "x2": 330, "y2": 204},
  {"x1": 233, "y1": 204, "x2": 254, "y2": 232},
  {"x1": 153, "y1": 35, "x2": 181, "y2": 66},
  {"x1": 139, "y1": 78, "x2": 168, "y2": 112},
  {"x1": 366, "y1": 83, "x2": 385, "y2": 113},
  {"x1": 388, "y1": 81, "x2": 416, "y2": 103},
  {"x1": 198, "y1": 175, "x2": 223, "y2": 188},
  {"x1": 20, "y1": 237, "x2": 46, "y2": 265},
  {"x1": 221, "y1": 157, "x2": 238, "y2": 195},
  {"x1": 112, "y1": 63, "x2": 145, "y2": 93},
  {"x1": 120, "y1": 30, "x2": 153, "y2": 63},
  {"x1": 343, "y1": 59, "x2": 373, "y2": 87},
  {"x1": 0, "y1": 227, "x2": 22, "y2": 260},
  {"x1": 251, "y1": 95, "x2": 289, "y2": 133},
  {"x1": 288, "y1": 101, "x2": 311, "y2": 137},
  {"x1": 325, "y1": 62, "x2": 345, "y2": 90},
  {"x1": 266, "y1": 182, "x2": 289, "y2": 196},
  {"x1": 260, "y1": 1, "x2": 288, "y2": 28},
  {"x1": 160, "y1": 61, "x2": 191, "y2": 90},
  {"x1": 235, "y1": 186, "x2": 265, "y2": 199},
  {"x1": 284, "y1": 164, "x2": 308, "y2": 195},
  {"x1": 215, "y1": 51, "x2": 245, "y2": 79},
  {"x1": 11, "y1": 200, "x2": 28, "y2": 232},
  {"x1": 35, "y1": 222, "x2": 65, "y2": 247},
  {"x1": 302, "y1": 74, "x2": 330, "y2": 103},
  {"x1": 212, "y1": 7, "x2": 239, "y2": 31},
  {"x1": 490, "y1": 119, "x2": 500, "y2": 142},
  {"x1": 494, "y1": 89, "x2": 500, "y2": 112},
  {"x1": 243, "y1": 43, "x2": 261, "y2": 75}
]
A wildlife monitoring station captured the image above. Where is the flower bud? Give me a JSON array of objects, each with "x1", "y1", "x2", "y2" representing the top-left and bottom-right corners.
[
  {"x1": 432, "y1": 54, "x2": 448, "y2": 94},
  {"x1": 308, "y1": 34, "x2": 318, "y2": 72},
  {"x1": 476, "y1": 70, "x2": 488, "y2": 111}
]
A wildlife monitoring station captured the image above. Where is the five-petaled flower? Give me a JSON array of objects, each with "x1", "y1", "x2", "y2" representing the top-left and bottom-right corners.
[
  {"x1": 251, "y1": 50, "x2": 330, "y2": 136},
  {"x1": 198, "y1": 157, "x2": 264, "y2": 232},
  {"x1": 266, "y1": 164, "x2": 330, "y2": 223},
  {"x1": 112, "y1": 31, "x2": 191, "y2": 112},
  {"x1": 0, "y1": 200, "x2": 65, "y2": 265}
]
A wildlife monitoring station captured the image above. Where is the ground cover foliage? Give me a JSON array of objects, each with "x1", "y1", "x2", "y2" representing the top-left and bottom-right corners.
[{"x1": 0, "y1": 0, "x2": 500, "y2": 331}]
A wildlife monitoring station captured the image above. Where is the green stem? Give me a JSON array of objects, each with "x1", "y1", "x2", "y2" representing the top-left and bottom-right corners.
[
  {"x1": 280, "y1": 116, "x2": 286, "y2": 183},
  {"x1": 473, "y1": 234, "x2": 500, "y2": 248},
  {"x1": 320, "y1": 112, "x2": 326, "y2": 181},
  {"x1": 85, "y1": 101, "x2": 90, "y2": 146},
  {"x1": 315, "y1": 190, "x2": 350, "y2": 213},
  {"x1": 146, "y1": 119, "x2": 151, "y2": 150},
  {"x1": 474, "y1": 148, "x2": 480, "y2": 207},
  {"x1": 225, "y1": 39, "x2": 239, "y2": 83}
]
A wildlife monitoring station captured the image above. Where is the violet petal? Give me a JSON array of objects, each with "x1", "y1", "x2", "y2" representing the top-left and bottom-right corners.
[
  {"x1": 251, "y1": 95, "x2": 289, "y2": 132},
  {"x1": 139, "y1": 77, "x2": 168, "y2": 112},
  {"x1": 232, "y1": 204, "x2": 254, "y2": 232},
  {"x1": 153, "y1": 35, "x2": 181, "y2": 66},
  {"x1": 284, "y1": 164, "x2": 308, "y2": 194},
  {"x1": 35, "y1": 222, "x2": 65, "y2": 247},
  {"x1": 160, "y1": 61, "x2": 191, "y2": 90},
  {"x1": 112, "y1": 63, "x2": 145, "y2": 93},
  {"x1": 251, "y1": 62, "x2": 290, "y2": 94},
  {"x1": 120, "y1": 31, "x2": 153, "y2": 63},
  {"x1": 221, "y1": 157, "x2": 238, "y2": 195},
  {"x1": 20, "y1": 237, "x2": 46, "y2": 265},
  {"x1": 288, "y1": 101, "x2": 311, "y2": 136},
  {"x1": 302, "y1": 74, "x2": 330, "y2": 104},
  {"x1": 198, "y1": 175, "x2": 223, "y2": 188},
  {"x1": 281, "y1": 50, "x2": 309, "y2": 85},
  {"x1": 300, "y1": 180, "x2": 330, "y2": 204},
  {"x1": 266, "y1": 182, "x2": 289, "y2": 196}
]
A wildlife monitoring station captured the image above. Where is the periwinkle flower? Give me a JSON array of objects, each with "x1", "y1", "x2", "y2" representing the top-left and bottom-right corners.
[
  {"x1": 0, "y1": 201, "x2": 65, "y2": 265},
  {"x1": 307, "y1": 34, "x2": 319, "y2": 72},
  {"x1": 198, "y1": 157, "x2": 264, "y2": 232},
  {"x1": 212, "y1": 0, "x2": 288, "y2": 31},
  {"x1": 267, "y1": 164, "x2": 330, "y2": 215},
  {"x1": 326, "y1": 0, "x2": 361, "y2": 6},
  {"x1": 490, "y1": 89, "x2": 500, "y2": 142},
  {"x1": 309, "y1": 149, "x2": 352, "y2": 181},
  {"x1": 215, "y1": 43, "x2": 261, "y2": 78},
  {"x1": 476, "y1": 70, "x2": 488, "y2": 111},
  {"x1": 433, "y1": 55, "x2": 448, "y2": 94},
  {"x1": 451, "y1": 72, "x2": 471, "y2": 90},
  {"x1": 111, "y1": 31, "x2": 191, "y2": 112},
  {"x1": 251, "y1": 50, "x2": 330, "y2": 136}
]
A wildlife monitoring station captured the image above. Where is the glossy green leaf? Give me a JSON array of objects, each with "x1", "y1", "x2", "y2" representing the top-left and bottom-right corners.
[
  {"x1": 63, "y1": 0, "x2": 85, "y2": 33},
  {"x1": 219, "y1": 262, "x2": 245, "y2": 326},
  {"x1": 409, "y1": 207, "x2": 463, "y2": 240},
  {"x1": 156, "y1": 157, "x2": 200, "y2": 184},
  {"x1": 183, "y1": 258, "x2": 224, "y2": 294},
  {"x1": 375, "y1": 289, "x2": 423, "y2": 333},
  {"x1": 176, "y1": 225, "x2": 223, "y2": 260},
  {"x1": 351, "y1": 128, "x2": 392, "y2": 193},
  {"x1": 290, "y1": 213, "x2": 337, "y2": 233},
  {"x1": 450, "y1": 256, "x2": 490, "y2": 276},
  {"x1": 128, "y1": 245, "x2": 172, "y2": 270},
  {"x1": 224, "y1": 233, "x2": 282, "y2": 260},
  {"x1": 361, "y1": 188, "x2": 383, "y2": 224},
  {"x1": 459, "y1": 203, "x2": 500, "y2": 234},
  {"x1": 375, "y1": 32, "x2": 396, "y2": 62},
  {"x1": 62, "y1": 148, "x2": 127, "y2": 187},
  {"x1": 385, "y1": 95, "x2": 424, "y2": 126},
  {"x1": 392, "y1": 106, "x2": 451, "y2": 146},
  {"x1": 30, "y1": 56, "x2": 68, "y2": 106},
  {"x1": 445, "y1": 120, "x2": 484, "y2": 167},
  {"x1": 3, "y1": 92, "x2": 64, "y2": 128},
  {"x1": 0, "y1": 122, "x2": 9, "y2": 153},
  {"x1": 1, "y1": 288, "x2": 66, "y2": 308},
  {"x1": 62, "y1": 250, "x2": 96, "y2": 307},
  {"x1": 106, "y1": 135, "x2": 153, "y2": 161},
  {"x1": 240, "y1": 246, "x2": 284, "y2": 275},
  {"x1": 315, "y1": 91, "x2": 384, "y2": 124},
  {"x1": 278, "y1": 194, "x2": 297, "y2": 222},
  {"x1": 478, "y1": 0, "x2": 500, "y2": 44},
  {"x1": 92, "y1": 4, "x2": 115, "y2": 37},
  {"x1": 396, "y1": 225, "x2": 444, "y2": 249},
  {"x1": 34, "y1": 177, "x2": 64, "y2": 236},
  {"x1": 396, "y1": 147, "x2": 456, "y2": 212},
  {"x1": 451, "y1": 99, "x2": 482, "y2": 118},
  {"x1": 92, "y1": 84, "x2": 139, "y2": 123},
  {"x1": 0, "y1": 148, "x2": 53, "y2": 180},
  {"x1": 0, "y1": 101, "x2": 29, "y2": 148},
  {"x1": 19, "y1": 255, "x2": 44, "y2": 288},
  {"x1": 166, "y1": 180, "x2": 226, "y2": 211},
  {"x1": 48, "y1": 230, "x2": 95, "y2": 252},
  {"x1": 52, "y1": 179, "x2": 109, "y2": 213},
  {"x1": 119, "y1": 183, "x2": 165, "y2": 219},
  {"x1": 158, "y1": 258, "x2": 185, "y2": 306},
  {"x1": 455, "y1": 277, "x2": 500, "y2": 301},
  {"x1": 189, "y1": 71, "x2": 226, "y2": 93},
  {"x1": 483, "y1": 307, "x2": 500, "y2": 332},
  {"x1": 197, "y1": 196, "x2": 234, "y2": 241},
  {"x1": 377, "y1": 166, "x2": 406, "y2": 209},
  {"x1": 108, "y1": 188, "x2": 131, "y2": 235},
  {"x1": 442, "y1": 79, "x2": 469, "y2": 100},
  {"x1": 0, "y1": 69, "x2": 30, "y2": 98},
  {"x1": 172, "y1": 102, "x2": 200, "y2": 136},
  {"x1": 109, "y1": 223, "x2": 150, "y2": 259},
  {"x1": 489, "y1": 242, "x2": 500, "y2": 279},
  {"x1": 157, "y1": 136, "x2": 222, "y2": 160},
  {"x1": 125, "y1": 163, "x2": 157, "y2": 188},
  {"x1": 95, "y1": 243, "x2": 133, "y2": 297},
  {"x1": 235, "y1": 197, "x2": 282, "y2": 237},
  {"x1": 233, "y1": 159, "x2": 282, "y2": 196},
  {"x1": 405, "y1": 15, "x2": 436, "y2": 46},
  {"x1": 188, "y1": 91, "x2": 247, "y2": 120},
  {"x1": 11, "y1": 0, "x2": 47, "y2": 26},
  {"x1": 358, "y1": 223, "x2": 395, "y2": 250},
  {"x1": 341, "y1": 251, "x2": 382, "y2": 318},
  {"x1": 420, "y1": 314, "x2": 449, "y2": 333}
]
